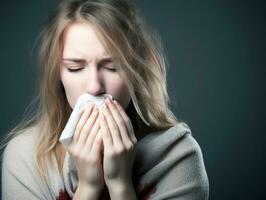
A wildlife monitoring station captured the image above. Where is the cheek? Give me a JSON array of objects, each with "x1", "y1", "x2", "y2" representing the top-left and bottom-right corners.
[
  {"x1": 61, "y1": 72, "x2": 86, "y2": 109},
  {"x1": 106, "y1": 78, "x2": 131, "y2": 110}
]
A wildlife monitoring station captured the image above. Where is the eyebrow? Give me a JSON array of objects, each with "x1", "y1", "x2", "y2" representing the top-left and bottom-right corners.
[
  {"x1": 62, "y1": 57, "x2": 113, "y2": 65},
  {"x1": 62, "y1": 58, "x2": 87, "y2": 65}
]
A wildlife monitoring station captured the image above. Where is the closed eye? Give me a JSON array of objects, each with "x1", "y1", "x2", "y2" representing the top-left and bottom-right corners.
[
  {"x1": 99, "y1": 58, "x2": 117, "y2": 72},
  {"x1": 104, "y1": 66, "x2": 117, "y2": 72},
  {"x1": 67, "y1": 68, "x2": 83, "y2": 72}
]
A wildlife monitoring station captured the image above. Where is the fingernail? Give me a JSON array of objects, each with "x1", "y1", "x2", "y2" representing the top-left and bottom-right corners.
[{"x1": 106, "y1": 98, "x2": 110, "y2": 104}]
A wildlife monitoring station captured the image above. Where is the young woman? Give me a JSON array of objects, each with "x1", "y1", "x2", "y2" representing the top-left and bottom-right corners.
[{"x1": 1, "y1": 0, "x2": 209, "y2": 199}]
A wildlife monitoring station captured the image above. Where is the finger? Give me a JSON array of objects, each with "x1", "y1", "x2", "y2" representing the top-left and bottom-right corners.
[
  {"x1": 107, "y1": 99, "x2": 133, "y2": 148},
  {"x1": 103, "y1": 99, "x2": 124, "y2": 149},
  {"x1": 84, "y1": 116, "x2": 100, "y2": 153},
  {"x1": 90, "y1": 129, "x2": 103, "y2": 157},
  {"x1": 113, "y1": 100, "x2": 137, "y2": 143},
  {"x1": 78, "y1": 106, "x2": 99, "y2": 146},
  {"x1": 100, "y1": 112, "x2": 113, "y2": 151},
  {"x1": 73, "y1": 103, "x2": 95, "y2": 143}
]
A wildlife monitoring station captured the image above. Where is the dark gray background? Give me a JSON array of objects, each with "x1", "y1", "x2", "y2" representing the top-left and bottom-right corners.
[{"x1": 0, "y1": 1, "x2": 265, "y2": 199}]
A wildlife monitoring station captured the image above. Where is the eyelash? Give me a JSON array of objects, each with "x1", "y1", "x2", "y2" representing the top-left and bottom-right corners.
[
  {"x1": 105, "y1": 67, "x2": 117, "y2": 72},
  {"x1": 67, "y1": 67, "x2": 117, "y2": 73},
  {"x1": 67, "y1": 68, "x2": 82, "y2": 72}
]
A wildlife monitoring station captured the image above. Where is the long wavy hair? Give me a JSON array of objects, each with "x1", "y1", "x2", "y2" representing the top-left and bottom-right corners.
[{"x1": 1, "y1": 0, "x2": 179, "y2": 183}]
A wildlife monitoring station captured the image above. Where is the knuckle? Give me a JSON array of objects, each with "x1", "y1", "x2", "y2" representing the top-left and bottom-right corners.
[
  {"x1": 116, "y1": 146, "x2": 126, "y2": 155},
  {"x1": 93, "y1": 138, "x2": 101, "y2": 146},
  {"x1": 117, "y1": 118, "x2": 125, "y2": 127},
  {"x1": 132, "y1": 137, "x2": 138, "y2": 145},
  {"x1": 107, "y1": 150, "x2": 116, "y2": 158},
  {"x1": 125, "y1": 143, "x2": 134, "y2": 151},
  {"x1": 110, "y1": 123, "x2": 118, "y2": 131}
]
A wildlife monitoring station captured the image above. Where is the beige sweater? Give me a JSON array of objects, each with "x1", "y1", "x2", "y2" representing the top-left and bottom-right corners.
[{"x1": 1, "y1": 122, "x2": 209, "y2": 200}]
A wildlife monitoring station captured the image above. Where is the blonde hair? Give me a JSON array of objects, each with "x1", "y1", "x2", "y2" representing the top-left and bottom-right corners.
[{"x1": 1, "y1": 0, "x2": 179, "y2": 183}]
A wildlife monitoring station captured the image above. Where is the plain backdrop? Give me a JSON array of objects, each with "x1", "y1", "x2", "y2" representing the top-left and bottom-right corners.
[{"x1": 0, "y1": 1, "x2": 265, "y2": 199}]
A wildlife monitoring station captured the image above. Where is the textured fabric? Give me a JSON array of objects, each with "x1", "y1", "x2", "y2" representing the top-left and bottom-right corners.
[{"x1": 1, "y1": 122, "x2": 209, "y2": 199}]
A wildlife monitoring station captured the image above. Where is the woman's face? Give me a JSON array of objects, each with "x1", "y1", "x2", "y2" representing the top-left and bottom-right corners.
[{"x1": 60, "y1": 21, "x2": 131, "y2": 110}]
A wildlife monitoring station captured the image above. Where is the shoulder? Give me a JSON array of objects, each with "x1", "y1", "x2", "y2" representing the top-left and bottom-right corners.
[
  {"x1": 137, "y1": 122, "x2": 208, "y2": 173},
  {"x1": 136, "y1": 122, "x2": 195, "y2": 154},
  {"x1": 3, "y1": 126, "x2": 39, "y2": 157},
  {"x1": 134, "y1": 122, "x2": 209, "y2": 198},
  {"x1": 2, "y1": 125, "x2": 66, "y2": 199},
  {"x1": 2, "y1": 125, "x2": 39, "y2": 172}
]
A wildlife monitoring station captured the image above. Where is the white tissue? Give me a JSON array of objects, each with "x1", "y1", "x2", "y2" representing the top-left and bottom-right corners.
[{"x1": 59, "y1": 93, "x2": 112, "y2": 149}]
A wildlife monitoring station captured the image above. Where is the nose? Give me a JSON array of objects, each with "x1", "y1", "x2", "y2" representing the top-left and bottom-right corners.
[{"x1": 85, "y1": 66, "x2": 104, "y2": 96}]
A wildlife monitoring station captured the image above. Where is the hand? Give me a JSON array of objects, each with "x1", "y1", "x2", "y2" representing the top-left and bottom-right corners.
[
  {"x1": 68, "y1": 103, "x2": 104, "y2": 195},
  {"x1": 100, "y1": 99, "x2": 137, "y2": 190}
]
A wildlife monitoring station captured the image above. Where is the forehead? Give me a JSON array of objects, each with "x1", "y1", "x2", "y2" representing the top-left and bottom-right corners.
[{"x1": 62, "y1": 21, "x2": 110, "y2": 59}]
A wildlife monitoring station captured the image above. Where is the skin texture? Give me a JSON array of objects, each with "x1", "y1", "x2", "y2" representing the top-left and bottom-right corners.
[
  {"x1": 60, "y1": 21, "x2": 131, "y2": 110},
  {"x1": 60, "y1": 21, "x2": 137, "y2": 199}
]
